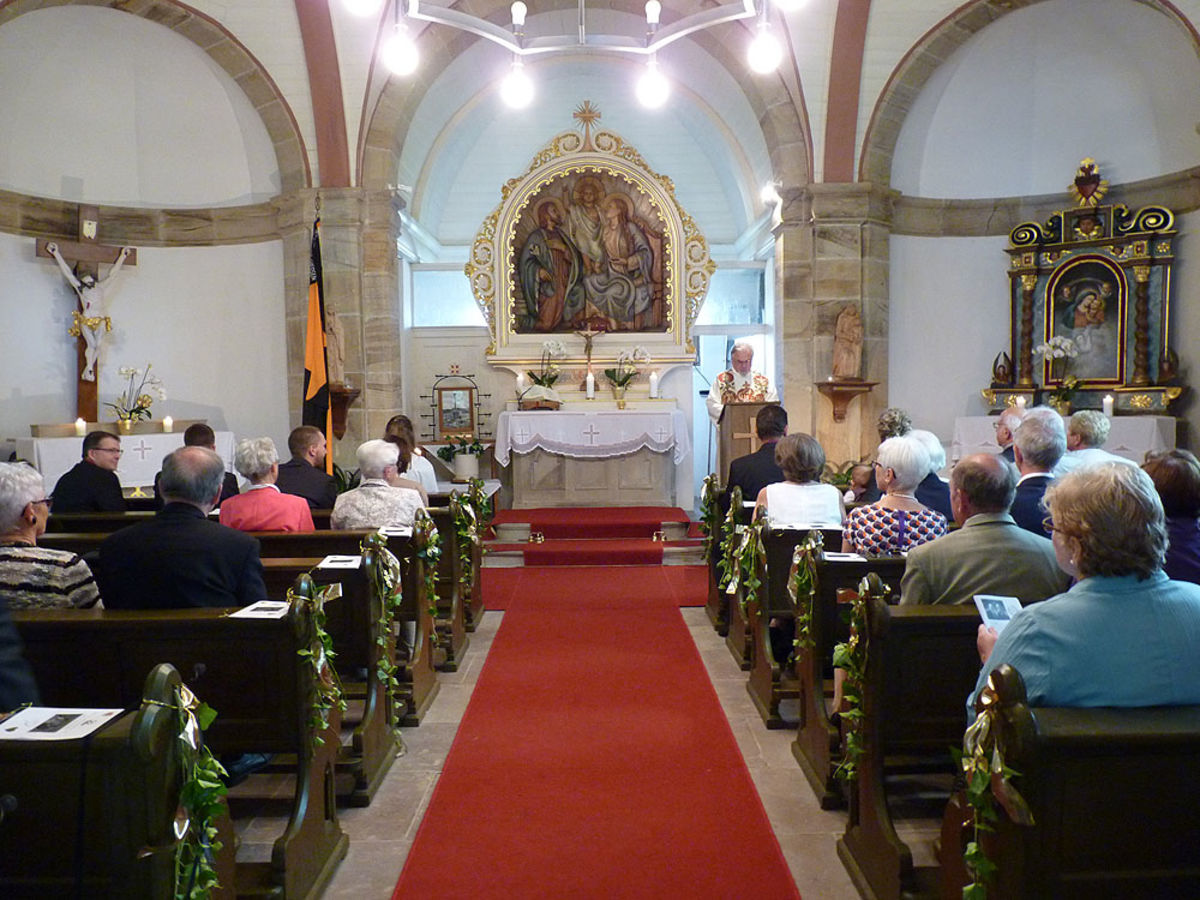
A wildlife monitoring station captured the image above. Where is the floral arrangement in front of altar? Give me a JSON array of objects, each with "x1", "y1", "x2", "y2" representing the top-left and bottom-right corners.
[
  {"x1": 527, "y1": 340, "x2": 566, "y2": 387},
  {"x1": 107, "y1": 363, "x2": 166, "y2": 422},
  {"x1": 1033, "y1": 336, "x2": 1080, "y2": 409},
  {"x1": 604, "y1": 346, "x2": 651, "y2": 388}
]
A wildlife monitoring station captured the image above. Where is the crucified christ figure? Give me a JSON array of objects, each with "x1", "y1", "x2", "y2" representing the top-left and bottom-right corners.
[{"x1": 47, "y1": 241, "x2": 132, "y2": 381}]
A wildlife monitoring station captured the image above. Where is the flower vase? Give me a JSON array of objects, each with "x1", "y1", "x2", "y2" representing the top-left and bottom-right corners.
[
  {"x1": 1049, "y1": 357, "x2": 1067, "y2": 383},
  {"x1": 453, "y1": 453, "x2": 480, "y2": 481},
  {"x1": 1048, "y1": 397, "x2": 1071, "y2": 415},
  {"x1": 117, "y1": 417, "x2": 133, "y2": 434},
  {"x1": 611, "y1": 385, "x2": 627, "y2": 409}
]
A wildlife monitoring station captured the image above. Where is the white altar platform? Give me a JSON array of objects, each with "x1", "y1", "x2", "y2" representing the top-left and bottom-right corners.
[
  {"x1": 17, "y1": 431, "x2": 236, "y2": 491},
  {"x1": 496, "y1": 405, "x2": 690, "y2": 508},
  {"x1": 951, "y1": 415, "x2": 1175, "y2": 464}
]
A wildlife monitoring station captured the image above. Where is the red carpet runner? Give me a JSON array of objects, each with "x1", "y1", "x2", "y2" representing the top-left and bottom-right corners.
[
  {"x1": 482, "y1": 565, "x2": 709, "y2": 610},
  {"x1": 491, "y1": 505, "x2": 690, "y2": 539},
  {"x1": 393, "y1": 568, "x2": 799, "y2": 898}
]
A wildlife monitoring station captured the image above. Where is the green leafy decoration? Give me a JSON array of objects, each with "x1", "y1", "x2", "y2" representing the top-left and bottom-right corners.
[
  {"x1": 291, "y1": 577, "x2": 347, "y2": 750},
  {"x1": 788, "y1": 530, "x2": 824, "y2": 660},
  {"x1": 166, "y1": 685, "x2": 226, "y2": 899},
  {"x1": 412, "y1": 509, "x2": 444, "y2": 645},
  {"x1": 833, "y1": 574, "x2": 890, "y2": 784},
  {"x1": 698, "y1": 474, "x2": 720, "y2": 552},
  {"x1": 717, "y1": 485, "x2": 744, "y2": 593},
  {"x1": 733, "y1": 518, "x2": 765, "y2": 617},
  {"x1": 361, "y1": 531, "x2": 407, "y2": 741}
]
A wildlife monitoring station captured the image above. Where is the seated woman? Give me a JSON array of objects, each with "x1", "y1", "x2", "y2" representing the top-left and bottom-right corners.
[
  {"x1": 332, "y1": 439, "x2": 424, "y2": 533},
  {"x1": 1142, "y1": 449, "x2": 1200, "y2": 585},
  {"x1": 842, "y1": 435, "x2": 948, "y2": 556},
  {"x1": 754, "y1": 433, "x2": 845, "y2": 526},
  {"x1": 219, "y1": 438, "x2": 315, "y2": 533},
  {"x1": 971, "y1": 463, "x2": 1200, "y2": 709},
  {"x1": 0, "y1": 462, "x2": 99, "y2": 609},
  {"x1": 381, "y1": 432, "x2": 430, "y2": 506},
  {"x1": 384, "y1": 414, "x2": 438, "y2": 495}
]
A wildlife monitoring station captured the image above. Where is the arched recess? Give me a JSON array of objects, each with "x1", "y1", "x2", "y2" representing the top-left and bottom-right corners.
[
  {"x1": 0, "y1": 0, "x2": 310, "y2": 194},
  {"x1": 858, "y1": 0, "x2": 1200, "y2": 189}
]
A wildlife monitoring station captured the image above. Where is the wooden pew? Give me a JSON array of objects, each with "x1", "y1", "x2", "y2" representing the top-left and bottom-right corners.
[
  {"x1": 448, "y1": 491, "x2": 488, "y2": 633},
  {"x1": 746, "y1": 527, "x2": 842, "y2": 729},
  {"x1": 426, "y1": 506, "x2": 470, "y2": 671},
  {"x1": 792, "y1": 555, "x2": 907, "y2": 810},
  {"x1": 939, "y1": 664, "x2": 1200, "y2": 899},
  {"x1": 47, "y1": 511, "x2": 151, "y2": 533},
  {"x1": 12, "y1": 595, "x2": 349, "y2": 900},
  {"x1": 699, "y1": 476, "x2": 728, "y2": 636},
  {"x1": 836, "y1": 589, "x2": 981, "y2": 900},
  {"x1": 0, "y1": 663, "x2": 236, "y2": 899}
]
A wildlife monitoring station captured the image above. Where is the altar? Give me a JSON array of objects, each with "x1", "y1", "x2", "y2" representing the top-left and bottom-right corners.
[{"x1": 495, "y1": 407, "x2": 690, "y2": 508}]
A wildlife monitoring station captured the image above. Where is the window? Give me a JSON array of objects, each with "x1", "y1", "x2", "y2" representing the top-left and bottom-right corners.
[
  {"x1": 411, "y1": 268, "x2": 486, "y2": 327},
  {"x1": 695, "y1": 266, "x2": 764, "y2": 326}
]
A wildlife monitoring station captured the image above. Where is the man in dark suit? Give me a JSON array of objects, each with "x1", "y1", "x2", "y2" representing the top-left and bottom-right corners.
[
  {"x1": 721, "y1": 404, "x2": 787, "y2": 517},
  {"x1": 51, "y1": 430, "x2": 126, "y2": 513},
  {"x1": 1009, "y1": 407, "x2": 1066, "y2": 537},
  {"x1": 994, "y1": 407, "x2": 1024, "y2": 464},
  {"x1": 275, "y1": 426, "x2": 337, "y2": 510},
  {"x1": 153, "y1": 422, "x2": 238, "y2": 509},
  {"x1": 95, "y1": 446, "x2": 267, "y2": 609}
]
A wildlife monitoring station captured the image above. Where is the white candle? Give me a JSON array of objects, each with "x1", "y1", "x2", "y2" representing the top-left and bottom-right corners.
[
  {"x1": 1103, "y1": 395, "x2": 1114, "y2": 417},
  {"x1": 516, "y1": 372, "x2": 526, "y2": 393},
  {"x1": 74, "y1": 417, "x2": 86, "y2": 436},
  {"x1": 162, "y1": 415, "x2": 174, "y2": 433},
  {"x1": 1015, "y1": 396, "x2": 1027, "y2": 412},
  {"x1": 649, "y1": 370, "x2": 659, "y2": 399},
  {"x1": 586, "y1": 370, "x2": 595, "y2": 400}
]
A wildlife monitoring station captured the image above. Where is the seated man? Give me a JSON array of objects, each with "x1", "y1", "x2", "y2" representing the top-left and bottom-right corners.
[
  {"x1": 275, "y1": 425, "x2": 338, "y2": 510},
  {"x1": 0, "y1": 462, "x2": 99, "y2": 610},
  {"x1": 993, "y1": 406, "x2": 1024, "y2": 463},
  {"x1": 95, "y1": 446, "x2": 267, "y2": 609},
  {"x1": 332, "y1": 440, "x2": 424, "y2": 533},
  {"x1": 1010, "y1": 407, "x2": 1066, "y2": 536},
  {"x1": 153, "y1": 423, "x2": 238, "y2": 509},
  {"x1": 1054, "y1": 409, "x2": 1138, "y2": 476},
  {"x1": 51, "y1": 430, "x2": 126, "y2": 513},
  {"x1": 219, "y1": 437, "x2": 315, "y2": 533},
  {"x1": 900, "y1": 454, "x2": 1069, "y2": 606},
  {"x1": 721, "y1": 405, "x2": 787, "y2": 517}
]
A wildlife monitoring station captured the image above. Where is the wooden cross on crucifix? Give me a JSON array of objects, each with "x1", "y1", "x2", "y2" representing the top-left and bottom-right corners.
[{"x1": 36, "y1": 205, "x2": 136, "y2": 421}]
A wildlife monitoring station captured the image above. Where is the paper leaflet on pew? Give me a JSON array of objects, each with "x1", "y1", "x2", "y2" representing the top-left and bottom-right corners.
[
  {"x1": 318, "y1": 555, "x2": 362, "y2": 569},
  {"x1": 974, "y1": 594, "x2": 1023, "y2": 634},
  {"x1": 0, "y1": 707, "x2": 123, "y2": 741},
  {"x1": 230, "y1": 585, "x2": 344, "y2": 619},
  {"x1": 822, "y1": 551, "x2": 866, "y2": 562}
]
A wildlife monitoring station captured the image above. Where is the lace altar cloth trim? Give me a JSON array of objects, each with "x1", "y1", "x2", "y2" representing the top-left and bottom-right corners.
[{"x1": 495, "y1": 410, "x2": 690, "y2": 465}]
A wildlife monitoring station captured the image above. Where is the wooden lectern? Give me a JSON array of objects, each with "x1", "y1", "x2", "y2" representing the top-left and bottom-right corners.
[{"x1": 717, "y1": 401, "x2": 778, "y2": 486}]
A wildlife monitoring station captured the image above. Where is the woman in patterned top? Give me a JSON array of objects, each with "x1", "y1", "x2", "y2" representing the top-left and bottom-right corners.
[
  {"x1": 842, "y1": 435, "x2": 948, "y2": 556},
  {"x1": 0, "y1": 462, "x2": 100, "y2": 610}
]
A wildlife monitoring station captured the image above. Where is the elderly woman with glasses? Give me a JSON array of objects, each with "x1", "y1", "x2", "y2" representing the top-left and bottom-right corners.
[
  {"x1": 841, "y1": 434, "x2": 948, "y2": 556},
  {"x1": 218, "y1": 437, "x2": 315, "y2": 533},
  {"x1": 0, "y1": 462, "x2": 99, "y2": 610},
  {"x1": 970, "y1": 463, "x2": 1200, "y2": 710}
]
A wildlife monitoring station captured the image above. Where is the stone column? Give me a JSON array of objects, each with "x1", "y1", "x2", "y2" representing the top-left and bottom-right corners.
[
  {"x1": 778, "y1": 183, "x2": 894, "y2": 467},
  {"x1": 280, "y1": 187, "x2": 403, "y2": 469}
]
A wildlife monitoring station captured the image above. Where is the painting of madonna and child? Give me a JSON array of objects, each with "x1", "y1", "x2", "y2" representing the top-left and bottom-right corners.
[
  {"x1": 1045, "y1": 259, "x2": 1126, "y2": 383},
  {"x1": 512, "y1": 173, "x2": 668, "y2": 333}
]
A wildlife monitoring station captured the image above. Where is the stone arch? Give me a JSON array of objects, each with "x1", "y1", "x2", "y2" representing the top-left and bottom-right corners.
[
  {"x1": 859, "y1": 0, "x2": 1200, "y2": 188},
  {"x1": 0, "y1": 0, "x2": 310, "y2": 192}
]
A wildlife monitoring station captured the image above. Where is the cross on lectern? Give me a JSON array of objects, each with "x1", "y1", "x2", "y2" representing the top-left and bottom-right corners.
[
  {"x1": 36, "y1": 205, "x2": 137, "y2": 421},
  {"x1": 733, "y1": 427, "x2": 761, "y2": 455}
]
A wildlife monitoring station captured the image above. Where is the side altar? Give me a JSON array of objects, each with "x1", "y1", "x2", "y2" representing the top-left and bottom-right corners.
[{"x1": 496, "y1": 401, "x2": 689, "y2": 509}]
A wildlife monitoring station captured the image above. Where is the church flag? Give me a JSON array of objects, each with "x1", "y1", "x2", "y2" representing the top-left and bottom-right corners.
[{"x1": 303, "y1": 217, "x2": 332, "y2": 474}]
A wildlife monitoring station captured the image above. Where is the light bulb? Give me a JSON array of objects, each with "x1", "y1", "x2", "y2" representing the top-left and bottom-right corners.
[
  {"x1": 748, "y1": 22, "x2": 783, "y2": 73},
  {"x1": 510, "y1": 1, "x2": 527, "y2": 27},
  {"x1": 344, "y1": 0, "x2": 385, "y2": 15},
  {"x1": 636, "y1": 60, "x2": 670, "y2": 108},
  {"x1": 645, "y1": 0, "x2": 662, "y2": 25},
  {"x1": 500, "y1": 60, "x2": 534, "y2": 108},
  {"x1": 381, "y1": 23, "x2": 419, "y2": 76}
]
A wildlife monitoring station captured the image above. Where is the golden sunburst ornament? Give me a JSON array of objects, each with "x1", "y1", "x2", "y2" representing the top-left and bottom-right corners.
[
  {"x1": 573, "y1": 101, "x2": 601, "y2": 150},
  {"x1": 1069, "y1": 158, "x2": 1108, "y2": 208}
]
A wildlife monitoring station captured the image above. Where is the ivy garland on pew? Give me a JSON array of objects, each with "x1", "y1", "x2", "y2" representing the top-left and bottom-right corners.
[
  {"x1": 361, "y1": 531, "x2": 408, "y2": 742},
  {"x1": 787, "y1": 530, "x2": 824, "y2": 661},
  {"x1": 413, "y1": 508, "x2": 443, "y2": 646},
  {"x1": 730, "y1": 513, "x2": 765, "y2": 616},
  {"x1": 832, "y1": 573, "x2": 890, "y2": 784},
  {"x1": 698, "y1": 474, "x2": 720, "y2": 556},
  {"x1": 289, "y1": 574, "x2": 347, "y2": 749},
  {"x1": 450, "y1": 478, "x2": 491, "y2": 596},
  {"x1": 168, "y1": 683, "x2": 226, "y2": 899},
  {"x1": 953, "y1": 670, "x2": 1035, "y2": 899},
  {"x1": 717, "y1": 485, "x2": 743, "y2": 593}
]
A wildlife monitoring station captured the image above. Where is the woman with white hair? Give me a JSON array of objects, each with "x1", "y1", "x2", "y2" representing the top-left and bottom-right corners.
[
  {"x1": 0, "y1": 462, "x2": 99, "y2": 609},
  {"x1": 219, "y1": 437, "x2": 314, "y2": 532},
  {"x1": 910, "y1": 428, "x2": 953, "y2": 520},
  {"x1": 842, "y1": 434, "x2": 948, "y2": 555},
  {"x1": 331, "y1": 439, "x2": 424, "y2": 533}
]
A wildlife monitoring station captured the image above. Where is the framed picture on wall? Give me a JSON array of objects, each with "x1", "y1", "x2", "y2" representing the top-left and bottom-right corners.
[{"x1": 436, "y1": 386, "x2": 475, "y2": 438}]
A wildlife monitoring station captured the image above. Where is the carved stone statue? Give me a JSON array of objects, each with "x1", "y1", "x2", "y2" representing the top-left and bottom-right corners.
[
  {"x1": 326, "y1": 308, "x2": 346, "y2": 385},
  {"x1": 47, "y1": 241, "x2": 132, "y2": 382},
  {"x1": 832, "y1": 305, "x2": 863, "y2": 380}
]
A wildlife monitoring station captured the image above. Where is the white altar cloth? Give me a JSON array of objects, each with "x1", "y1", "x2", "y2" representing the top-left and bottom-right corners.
[
  {"x1": 495, "y1": 410, "x2": 689, "y2": 466},
  {"x1": 951, "y1": 415, "x2": 1174, "y2": 464},
  {"x1": 17, "y1": 431, "x2": 236, "y2": 491}
]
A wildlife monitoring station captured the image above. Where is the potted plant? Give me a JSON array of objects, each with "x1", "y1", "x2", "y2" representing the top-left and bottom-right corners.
[
  {"x1": 107, "y1": 363, "x2": 166, "y2": 432},
  {"x1": 437, "y1": 436, "x2": 485, "y2": 481},
  {"x1": 1033, "y1": 336, "x2": 1079, "y2": 413},
  {"x1": 603, "y1": 346, "x2": 650, "y2": 408},
  {"x1": 520, "y1": 340, "x2": 566, "y2": 410}
]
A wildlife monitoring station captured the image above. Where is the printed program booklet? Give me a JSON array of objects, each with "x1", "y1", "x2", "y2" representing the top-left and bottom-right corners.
[{"x1": 974, "y1": 594, "x2": 1023, "y2": 634}]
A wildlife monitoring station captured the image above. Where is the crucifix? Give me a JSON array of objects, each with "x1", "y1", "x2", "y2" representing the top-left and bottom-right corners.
[
  {"x1": 575, "y1": 325, "x2": 603, "y2": 389},
  {"x1": 36, "y1": 204, "x2": 137, "y2": 421}
]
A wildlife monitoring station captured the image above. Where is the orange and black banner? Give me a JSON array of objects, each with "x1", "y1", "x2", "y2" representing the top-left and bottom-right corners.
[{"x1": 303, "y1": 217, "x2": 332, "y2": 473}]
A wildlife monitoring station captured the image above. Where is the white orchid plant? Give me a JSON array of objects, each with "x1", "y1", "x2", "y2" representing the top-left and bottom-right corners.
[
  {"x1": 604, "y1": 346, "x2": 651, "y2": 388},
  {"x1": 527, "y1": 339, "x2": 566, "y2": 387},
  {"x1": 107, "y1": 363, "x2": 167, "y2": 421},
  {"x1": 1032, "y1": 335, "x2": 1078, "y2": 360}
]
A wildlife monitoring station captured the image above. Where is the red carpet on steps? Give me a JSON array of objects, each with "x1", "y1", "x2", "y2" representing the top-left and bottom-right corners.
[
  {"x1": 489, "y1": 538, "x2": 664, "y2": 565},
  {"x1": 393, "y1": 572, "x2": 799, "y2": 899},
  {"x1": 491, "y1": 505, "x2": 690, "y2": 539},
  {"x1": 482, "y1": 565, "x2": 709, "y2": 609}
]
